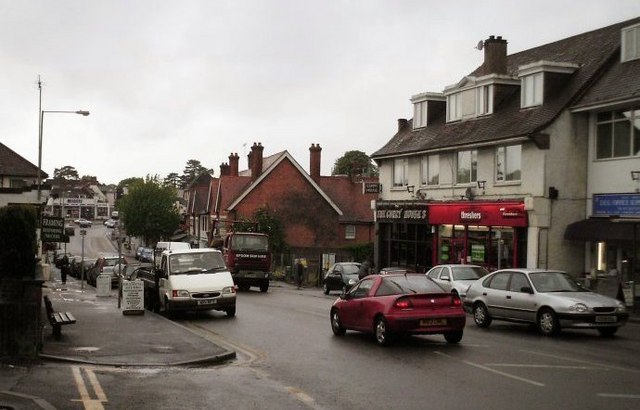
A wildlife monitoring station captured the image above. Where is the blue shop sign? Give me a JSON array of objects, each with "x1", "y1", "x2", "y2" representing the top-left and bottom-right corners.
[{"x1": 593, "y1": 193, "x2": 640, "y2": 217}]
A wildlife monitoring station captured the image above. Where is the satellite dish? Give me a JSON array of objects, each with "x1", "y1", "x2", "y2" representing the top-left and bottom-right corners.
[{"x1": 476, "y1": 40, "x2": 484, "y2": 50}]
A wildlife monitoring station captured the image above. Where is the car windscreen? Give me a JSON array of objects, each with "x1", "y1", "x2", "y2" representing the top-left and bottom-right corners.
[
  {"x1": 342, "y1": 264, "x2": 361, "y2": 275},
  {"x1": 452, "y1": 266, "x2": 488, "y2": 280},
  {"x1": 169, "y1": 253, "x2": 227, "y2": 274},
  {"x1": 376, "y1": 275, "x2": 444, "y2": 296},
  {"x1": 529, "y1": 271, "x2": 585, "y2": 293}
]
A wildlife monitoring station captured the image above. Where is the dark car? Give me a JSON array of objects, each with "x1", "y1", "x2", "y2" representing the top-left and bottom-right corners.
[
  {"x1": 323, "y1": 262, "x2": 361, "y2": 294},
  {"x1": 330, "y1": 273, "x2": 466, "y2": 346},
  {"x1": 72, "y1": 258, "x2": 97, "y2": 279},
  {"x1": 87, "y1": 255, "x2": 127, "y2": 287},
  {"x1": 139, "y1": 247, "x2": 154, "y2": 263},
  {"x1": 135, "y1": 246, "x2": 145, "y2": 260}
]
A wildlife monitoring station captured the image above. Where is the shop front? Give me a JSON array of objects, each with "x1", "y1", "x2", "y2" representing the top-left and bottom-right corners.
[
  {"x1": 429, "y1": 201, "x2": 528, "y2": 271},
  {"x1": 375, "y1": 201, "x2": 431, "y2": 273}
]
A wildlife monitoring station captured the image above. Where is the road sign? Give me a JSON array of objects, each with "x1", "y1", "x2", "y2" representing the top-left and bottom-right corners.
[{"x1": 41, "y1": 215, "x2": 65, "y2": 242}]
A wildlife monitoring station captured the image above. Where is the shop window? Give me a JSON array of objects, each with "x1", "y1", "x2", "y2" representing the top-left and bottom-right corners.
[{"x1": 495, "y1": 144, "x2": 522, "y2": 182}]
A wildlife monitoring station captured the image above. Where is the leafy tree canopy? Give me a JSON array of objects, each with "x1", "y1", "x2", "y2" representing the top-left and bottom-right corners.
[
  {"x1": 163, "y1": 172, "x2": 181, "y2": 188},
  {"x1": 332, "y1": 150, "x2": 378, "y2": 178},
  {"x1": 182, "y1": 159, "x2": 213, "y2": 187},
  {"x1": 53, "y1": 165, "x2": 80, "y2": 181},
  {"x1": 116, "y1": 177, "x2": 144, "y2": 200},
  {"x1": 233, "y1": 206, "x2": 287, "y2": 254},
  {"x1": 116, "y1": 175, "x2": 181, "y2": 246}
]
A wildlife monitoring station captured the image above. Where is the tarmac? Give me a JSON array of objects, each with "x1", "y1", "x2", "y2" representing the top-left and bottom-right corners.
[{"x1": 39, "y1": 267, "x2": 236, "y2": 367}]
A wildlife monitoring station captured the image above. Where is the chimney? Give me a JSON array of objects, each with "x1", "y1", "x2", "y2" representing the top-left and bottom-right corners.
[
  {"x1": 398, "y1": 118, "x2": 408, "y2": 132},
  {"x1": 483, "y1": 35, "x2": 508, "y2": 75},
  {"x1": 309, "y1": 143, "x2": 322, "y2": 180},
  {"x1": 250, "y1": 142, "x2": 264, "y2": 180},
  {"x1": 229, "y1": 153, "x2": 239, "y2": 176},
  {"x1": 219, "y1": 162, "x2": 230, "y2": 177}
]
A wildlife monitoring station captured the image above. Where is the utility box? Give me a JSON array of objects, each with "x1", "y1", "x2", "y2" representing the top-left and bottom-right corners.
[{"x1": 96, "y1": 274, "x2": 111, "y2": 297}]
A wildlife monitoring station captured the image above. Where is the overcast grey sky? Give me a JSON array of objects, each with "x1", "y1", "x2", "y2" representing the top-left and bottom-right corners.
[{"x1": 2, "y1": 1, "x2": 640, "y2": 185}]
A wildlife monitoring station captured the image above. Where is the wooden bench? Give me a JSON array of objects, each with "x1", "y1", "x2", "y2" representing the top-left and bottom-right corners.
[{"x1": 43, "y1": 295, "x2": 76, "y2": 338}]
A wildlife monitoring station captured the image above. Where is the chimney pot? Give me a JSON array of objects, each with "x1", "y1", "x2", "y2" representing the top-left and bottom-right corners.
[{"x1": 310, "y1": 143, "x2": 322, "y2": 180}]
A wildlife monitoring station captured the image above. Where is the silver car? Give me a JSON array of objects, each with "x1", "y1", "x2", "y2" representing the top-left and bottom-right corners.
[
  {"x1": 426, "y1": 264, "x2": 489, "y2": 298},
  {"x1": 464, "y1": 269, "x2": 628, "y2": 336}
]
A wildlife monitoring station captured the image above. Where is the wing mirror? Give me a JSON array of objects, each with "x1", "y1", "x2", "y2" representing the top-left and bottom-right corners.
[{"x1": 441, "y1": 275, "x2": 450, "y2": 281}]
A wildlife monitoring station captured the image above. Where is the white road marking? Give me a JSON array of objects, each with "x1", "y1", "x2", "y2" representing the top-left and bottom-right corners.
[
  {"x1": 597, "y1": 393, "x2": 640, "y2": 399},
  {"x1": 485, "y1": 364, "x2": 598, "y2": 370},
  {"x1": 435, "y1": 351, "x2": 545, "y2": 387},
  {"x1": 521, "y1": 349, "x2": 640, "y2": 373}
]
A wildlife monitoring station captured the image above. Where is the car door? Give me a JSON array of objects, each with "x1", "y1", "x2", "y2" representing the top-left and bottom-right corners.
[
  {"x1": 506, "y1": 273, "x2": 537, "y2": 322},
  {"x1": 436, "y1": 266, "x2": 453, "y2": 292},
  {"x1": 345, "y1": 278, "x2": 376, "y2": 331},
  {"x1": 483, "y1": 272, "x2": 512, "y2": 318},
  {"x1": 327, "y1": 264, "x2": 344, "y2": 290}
]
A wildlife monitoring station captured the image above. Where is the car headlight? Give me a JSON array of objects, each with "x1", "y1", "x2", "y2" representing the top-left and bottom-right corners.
[
  {"x1": 223, "y1": 286, "x2": 236, "y2": 294},
  {"x1": 568, "y1": 303, "x2": 588, "y2": 313},
  {"x1": 172, "y1": 290, "x2": 190, "y2": 298},
  {"x1": 616, "y1": 301, "x2": 627, "y2": 313}
]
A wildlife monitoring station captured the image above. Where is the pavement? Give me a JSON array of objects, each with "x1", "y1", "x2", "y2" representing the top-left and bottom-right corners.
[{"x1": 38, "y1": 266, "x2": 236, "y2": 367}]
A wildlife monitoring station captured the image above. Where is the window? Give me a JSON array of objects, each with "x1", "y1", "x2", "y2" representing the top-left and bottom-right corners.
[
  {"x1": 596, "y1": 109, "x2": 640, "y2": 159},
  {"x1": 508, "y1": 273, "x2": 530, "y2": 292},
  {"x1": 521, "y1": 72, "x2": 543, "y2": 108},
  {"x1": 622, "y1": 24, "x2": 640, "y2": 62},
  {"x1": 421, "y1": 154, "x2": 439, "y2": 185},
  {"x1": 345, "y1": 225, "x2": 356, "y2": 240},
  {"x1": 486, "y1": 272, "x2": 510, "y2": 290},
  {"x1": 456, "y1": 150, "x2": 477, "y2": 184},
  {"x1": 9, "y1": 178, "x2": 27, "y2": 188},
  {"x1": 413, "y1": 101, "x2": 428, "y2": 129},
  {"x1": 495, "y1": 144, "x2": 522, "y2": 182},
  {"x1": 447, "y1": 85, "x2": 493, "y2": 122},
  {"x1": 393, "y1": 158, "x2": 408, "y2": 187}
]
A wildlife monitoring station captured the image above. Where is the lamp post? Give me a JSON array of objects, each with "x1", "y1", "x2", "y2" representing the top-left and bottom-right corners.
[{"x1": 37, "y1": 109, "x2": 90, "y2": 202}]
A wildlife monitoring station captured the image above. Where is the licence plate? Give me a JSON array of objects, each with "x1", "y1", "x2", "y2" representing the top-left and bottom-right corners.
[
  {"x1": 595, "y1": 315, "x2": 616, "y2": 323},
  {"x1": 420, "y1": 318, "x2": 447, "y2": 326},
  {"x1": 197, "y1": 299, "x2": 216, "y2": 306}
]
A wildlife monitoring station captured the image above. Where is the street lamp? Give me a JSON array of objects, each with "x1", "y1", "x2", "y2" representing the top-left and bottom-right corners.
[{"x1": 37, "y1": 110, "x2": 90, "y2": 202}]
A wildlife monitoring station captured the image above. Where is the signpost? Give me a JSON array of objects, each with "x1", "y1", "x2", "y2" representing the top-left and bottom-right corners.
[{"x1": 80, "y1": 229, "x2": 86, "y2": 290}]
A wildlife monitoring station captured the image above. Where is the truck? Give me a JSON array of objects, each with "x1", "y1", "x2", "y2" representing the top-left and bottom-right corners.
[
  {"x1": 210, "y1": 232, "x2": 271, "y2": 292},
  {"x1": 135, "y1": 248, "x2": 236, "y2": 317}
]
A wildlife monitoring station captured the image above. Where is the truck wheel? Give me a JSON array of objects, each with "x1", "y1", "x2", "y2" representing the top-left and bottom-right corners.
[
  {"x1": 226, "y1": 306, "x2": 236, "y2": 317},
  {"x1": 260, "y1": 282, "x2": 269, "y2": 292}
]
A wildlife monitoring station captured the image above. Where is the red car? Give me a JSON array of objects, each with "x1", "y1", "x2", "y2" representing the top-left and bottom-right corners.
[{"x1": 330, "y1": 273, "x2": 466, "y2": 346}]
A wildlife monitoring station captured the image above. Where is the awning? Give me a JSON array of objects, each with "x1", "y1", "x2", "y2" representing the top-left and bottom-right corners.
[{"x1": 564, "y1": 218, "x2": 638, "y2": 242}]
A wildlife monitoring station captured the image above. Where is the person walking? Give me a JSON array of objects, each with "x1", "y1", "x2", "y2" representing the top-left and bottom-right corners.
[
  {"x1": 296, "y1": 259, "x2": 304, "y2": 289},
  {"x1": 358, "y1": 260, "x2": 371, "y2": 280},
  {"x1": 60, "y1": 254, "x2": 69, "y2": 284}
]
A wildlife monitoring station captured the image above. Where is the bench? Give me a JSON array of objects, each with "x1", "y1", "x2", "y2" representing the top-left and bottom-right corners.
[{"x1": 43, "y1": 295, "x2": 76, "y2": 338}]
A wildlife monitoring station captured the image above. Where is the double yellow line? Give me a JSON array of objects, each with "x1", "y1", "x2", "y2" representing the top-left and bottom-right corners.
[{"x1": 71, "y1": 366, "x2": 107, "y2": 409}]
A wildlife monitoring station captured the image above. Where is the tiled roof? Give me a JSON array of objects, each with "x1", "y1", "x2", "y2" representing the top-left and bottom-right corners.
[
  {"x1": 0, "y1": 142, "x2": 47, "y2": 178},
  {"x1": 372, "y1": 17, "x2": 640, "y2": 159},
  {"x1": 318, "y1": 176, "x2": 378, "y2": 222}
]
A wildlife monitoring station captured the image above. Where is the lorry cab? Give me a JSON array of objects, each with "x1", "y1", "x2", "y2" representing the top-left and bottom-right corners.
[{"x1": 222, "y1": 232, "x2": 271, "y2": 292}]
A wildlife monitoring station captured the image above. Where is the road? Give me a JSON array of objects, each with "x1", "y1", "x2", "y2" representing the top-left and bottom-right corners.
[{"x1": 3, "y1": 224, "x2": 640, "y2": 409}]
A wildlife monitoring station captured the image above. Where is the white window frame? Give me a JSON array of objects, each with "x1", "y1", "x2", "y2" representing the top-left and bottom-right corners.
[
  {"x1": 393, "y1": 158, "x2": 408, "y2": 187},
  {"x1": 595, "y1": 109, "x2": 640, "y2": 159},
  {"x1": 456, "y1": 150, "x2": 478, "y2": 184},
  {"x1": 622, "y1": 24, "x2": 640, "y2": 62},
  {"x1": 521, "y1": 72, "x2": 543, "y2": 108},
  {"x1": 413, "y1": 101, "x2": 428, "y2": 129},
  {"x1": 421, "y1": 154, "x2": 439, "y2": 186},
  {"x1": 345, "y1": 225, "x2": 356, "y2": 240},
  {"x1": 447, "y1": 85, "x2": 493, "y2": 122},
  {"x1": 495, "y1": 144, "x2": 522, "y2": 182}
]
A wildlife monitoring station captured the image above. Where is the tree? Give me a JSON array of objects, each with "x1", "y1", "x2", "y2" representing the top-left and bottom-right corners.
[
  {"x1": 181, "y1": 159, "x2": 213, "y2": 187},
  {"x1": 116, "y1": 176, "x2": 181, "y2": 246},
  {"x1": 234, "y1": 206, "x2": 287, "y2": 254},
  {"x1": 163, "y1": 172, "x2": 181, "y2": 188},
  {"x1": 53, "y1": 166, "x2": 80, "y2": 181},
  {"x1": 116, "y1": 177, "x2": 144, "y2": 201},
  {"x1": 332, "y1": 150, "x2": 378, "y2": 178}
]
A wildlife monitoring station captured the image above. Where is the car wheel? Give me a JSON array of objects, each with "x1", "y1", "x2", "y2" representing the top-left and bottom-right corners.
[
  {"x1": 323, "y1": 283, "x2": 330, "y2": 295},
  {"x1": 374, "y1": 316, "x2": 391, "y2": 346},
  {"x1": 473, "y1": 303, "x2": 492, "y2": 328},
  {"x1": 537, "y1": 308, "x2": 560, "y2": 336},
  {"x1": 444, "y1": 330, "x2": 463, "y2": 344},
  {"x1": 598, "y1": 327, "x2": 618, "y2": 337},
  {"x1": 226, "y1": 306, "x2": 236, "y2": 317},
  {"x1": 259, "y1": 282, "x2": 269, "y2": 293},
  {"x1": 331, "y1": 309, "x2": 346, "y2": 336}
]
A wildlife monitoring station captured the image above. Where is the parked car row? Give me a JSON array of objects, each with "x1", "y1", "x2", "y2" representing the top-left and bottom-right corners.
[
  {"x1": 135, "y1": 246, "x2": 154, "y2": 263},
  {"x1": 325, "y1": 263, "x2": 629, "y2": 346}
]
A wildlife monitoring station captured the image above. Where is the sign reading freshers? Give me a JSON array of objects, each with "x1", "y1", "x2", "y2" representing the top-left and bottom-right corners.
[{"x1": 41, "y1": 216, "x2": 65, "y2": 242}]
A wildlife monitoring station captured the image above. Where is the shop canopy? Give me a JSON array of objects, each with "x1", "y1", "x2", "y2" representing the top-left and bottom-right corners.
[{"x1": 564, "y1": 218, "x2": 638, "y2": 242}]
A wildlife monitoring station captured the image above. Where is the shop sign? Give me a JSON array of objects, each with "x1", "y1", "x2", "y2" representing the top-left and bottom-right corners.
[
  {"x1": 429, "y1": 201, "x2": 527, "y2": 227},
  {"x1": 593, "y1": 194, "x2": 640, "y2": 217},
  {"x1": 41, "y1": 216, "x2": 65, "y2": 242},
  {"x1": 363, "y1": 182, "x2": 381, "y2": 194},
  {"x1": 376, "y1": 205, "x2": 428, "y2": 222}
]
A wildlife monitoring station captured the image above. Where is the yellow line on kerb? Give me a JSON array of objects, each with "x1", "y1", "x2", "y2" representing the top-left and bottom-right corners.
[{"x1": 71, "y1": 366, "x2": 107, "y2": 409}]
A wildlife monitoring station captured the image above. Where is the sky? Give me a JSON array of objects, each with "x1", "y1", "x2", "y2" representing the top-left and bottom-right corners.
[{"x1": 2, "y1": 1, "x2": 640, "y2": 185}]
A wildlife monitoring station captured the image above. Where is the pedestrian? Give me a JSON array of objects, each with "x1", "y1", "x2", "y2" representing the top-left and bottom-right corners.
[
  {"x1": 296, "y1": 258, "x2": 304, "y2": 289},
  {"x1": 358, "y1": 260, "x2": 371, "y2": 280},
  {"x1": 61, "y1": 254, "x2": 69, "y2": 284}
]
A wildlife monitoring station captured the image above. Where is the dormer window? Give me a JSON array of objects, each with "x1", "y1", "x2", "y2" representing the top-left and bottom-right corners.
[
  {"x1": 411, "y1": 92, "x2": 445, "y2": 129},
  {"x1": 446, "y1": 85, "x2": 494, "y2": 122},
  {"x1": 521, "y1": 72, "x2": 543, "y2": 108},
  {"x1": 518, "y1": 61, "x2": 578, "y2": 109},
  {"x1": 622, "y1": 23, "x2": 640, "y2": 62},
  {"x1": 413, "y1": 100, "x2": 428, "y2": 129}
]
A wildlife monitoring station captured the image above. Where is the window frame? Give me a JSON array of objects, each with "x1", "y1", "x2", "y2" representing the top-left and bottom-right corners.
[
  {"x1": 456, "y1": 149, "x2": 478, "y2": 184},
  {"x1": 521, "y1": 72, "x2": 543, "y2": 108},
  {"x1": 420, "y1": 154, "x2": 440, "y2": 186},
  {"x1": 495, "y1": 144, "x2": 522, "y2": 182},
  {"x1": 392, "y1": 158, "x2": 409, "y2": 188},
  {"x1": 595, "y1": 109, "x2": 640, "y2": 159},
  {"x1": 413, "y1": 100, "x2": 428, "y2": 129},
  {"x1": 622, "y1": 24, "x2": 640, "y2": 62},
  {"x1": 345, "y1": 224, "x2": 356, "y2": 240}
]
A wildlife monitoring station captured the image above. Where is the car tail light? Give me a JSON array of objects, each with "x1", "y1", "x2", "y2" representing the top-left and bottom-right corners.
[
  {"x1": 450, "y1": 295, "x2": 462, "y2": 306},
  {"x1": 394, "y1": 297, "x2": 413, "y2": 310}
]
